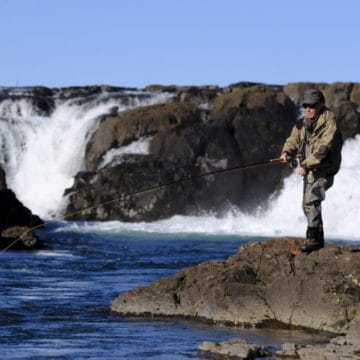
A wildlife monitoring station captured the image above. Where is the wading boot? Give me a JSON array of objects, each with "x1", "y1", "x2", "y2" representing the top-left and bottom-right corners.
[{"x1": 300, "y1": 227, "x2": 324, "y2": 254}]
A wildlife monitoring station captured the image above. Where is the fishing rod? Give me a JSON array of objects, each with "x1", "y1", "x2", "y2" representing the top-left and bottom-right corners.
[{"x1": 0, "y1": 156, "x2": 285, "y2": 253}]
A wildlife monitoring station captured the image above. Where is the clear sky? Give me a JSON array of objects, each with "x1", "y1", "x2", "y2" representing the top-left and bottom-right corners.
[{"x1": 1, "y1": 0, "x2": 359, "y2": 88}]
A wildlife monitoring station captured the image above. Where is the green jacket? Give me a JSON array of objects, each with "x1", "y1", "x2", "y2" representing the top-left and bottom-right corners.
[{"x1": 282, "y1": 108, "x2": 342, "y2": 177}]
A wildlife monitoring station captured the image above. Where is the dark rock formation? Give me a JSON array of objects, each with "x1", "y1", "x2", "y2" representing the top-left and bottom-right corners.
[
  {"x1": 66, "y1": 84, "x2": 296, "y2": 221},
  {"x1": 66, "y1": 81, "x2": 360, "y2": 223},
  {"x1": 199, "y1": 338, "x2": 271, "y2": 359},
  {"x1": 0, "y1": 166, "x2": 43, "y2": 250},
  {"x1": 85, "y1": 101, "x2": 201, "y2": 171},
  {"x1": 3, "y1": 82, "x2": 359, "y2": 224},
  {"x1": 284, "y1": 82, "x2": 360, "y2": 138},
  {"x1": 275, "y1": 310, "x2": 360, "y2": 359},
  {"x1": 111, "y1": 237, "x2": 360, "y2": 358},
  {"x1": 57, "y1": 85, "x2": 136, "y2": 100},
  {"x1": 0, "y1": 226, "x2": 42, "y2": 250}
]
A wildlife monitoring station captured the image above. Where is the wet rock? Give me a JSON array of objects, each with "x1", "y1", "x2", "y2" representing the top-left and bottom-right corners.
[
  {"x1": 199, "y1": 338, "x2": 271, "y2": 359},
  {"x1": 0, "y1": 170, "x2": 44, "y2": 250},
  {"x1": 284, "y1": 82, "x2": 360, "y2": 139},
  {"x1": 85, "y1": 101, "x2": 200, "y2": 171},
  {"x1": 111, "y1": 238, "x2": 360, "y2": 335},
  {"x1": 111, "y1": 237, "x2": 360, "y2": 358},
  {"x1": 0, "y1": 226, "x2": 42, "y2": 250},
  {"x1": 65, "y1": 82, "x2": 360, "y2": 222},
  {"x1": 0, "y1": 189, "x2": 43, "y2": 229},
  {"x1": 67, "y1": 84, "x2": 295, "y2": 222},
  {"x1": 57, "y1": 85, "x2": 135, "y2": 99},
  {"x1": 0, "y1": 166, "x2": 7, "y2": 191}
]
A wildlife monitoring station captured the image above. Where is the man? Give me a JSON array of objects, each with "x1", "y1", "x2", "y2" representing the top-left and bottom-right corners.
[{"x1": 280, "y1": 89, "x2": 342, "y2": 253}]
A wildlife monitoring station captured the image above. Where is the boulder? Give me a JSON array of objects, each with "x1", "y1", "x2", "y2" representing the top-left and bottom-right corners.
[
  {"x1": 0, "y1": 189, "x2": 43, "y2": 229},
  {"x1": 67, "y1": 84, "x2": 296, "y2": 221},
  {"x1": 284, "y1": 82, "x2": 360, "y2": 139},
  {"x1": 66, "y1": 82, "x2": 360, "y2": 222},
  {"x1": 0, "y1": 226, "x2": 42, "y2": 250},
  {"x1": 276, "y1": 311, "x2": 360, "y2": 359},
  {"x1": 85, "y1": 101, "x2": 201, "y2": 171},
  {"x1": 57, "y1": 85, "x2": 135, "y2": 100},
  {"x1": 199, "y1": 338, "x2": 271, "y2": 359},
  {"x1": 111, "y1": 238, "x2": 360, "y2": 336},
  {"x1": 67, "y1": 124, "x2": 243, "y2": 221},
  {"x1": 0, "y1": 167, "x2": 44, "y2": 250}
]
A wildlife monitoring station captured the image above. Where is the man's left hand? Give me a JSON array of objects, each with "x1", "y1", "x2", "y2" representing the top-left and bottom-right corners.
[{"x1": 296, "y1": 167, "x2": 307, "y2": 176}]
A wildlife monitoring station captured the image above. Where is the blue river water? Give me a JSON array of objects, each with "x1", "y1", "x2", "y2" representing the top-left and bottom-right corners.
[{"x1": 0, "y1": 222, "x2": 339, "y2": 359}]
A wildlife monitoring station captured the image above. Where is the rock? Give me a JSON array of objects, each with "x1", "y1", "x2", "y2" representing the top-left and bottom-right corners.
[
  {"x1": 67, "y1": 84, "x2": 296, "y2": 221},
  {"x1": 0, "y1": 226, "x2": 42, "y2": 250},
  {"x1": 85, "y1": 101, "x2": 201, "y2": 171},
  {"x1": 64, "y1": 82, "x2": 360, "y2": 222},
  {"x1": 289, "y1": 310, "x2": 360, "y2": 359},
  {"x1": 111, "y1": 238, "x2": 360, "y2": 336},
  {"x1": 0, "y1": 189, "x2": 43, "y2": 228},
  {"x1": 0, "y1": 166, "x2": 7, "y2": 190},
  {"x1": 199, "y1": 338, "x2": 271, "y2": 359},
  {"x1": 0, "y1": 171, "x2": 44, "y2": 250},
  {"x1": 111, "y1": 237, "x2": 360, "y2": 358},
  {"x1": 284, "y1": 82, "x2": 360, "y2": 139},
  {"x1": 57, "y1": 85, "x2": 135, "y2": 99}
]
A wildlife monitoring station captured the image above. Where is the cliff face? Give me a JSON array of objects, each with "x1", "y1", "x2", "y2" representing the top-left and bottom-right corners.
[{"x1": 64, "y1": 82, "x2": 360, "y2": 222}]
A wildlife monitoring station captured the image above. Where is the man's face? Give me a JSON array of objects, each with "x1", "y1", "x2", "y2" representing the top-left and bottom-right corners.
[{"x1": 303, "y1": 103, "x2": 322, "y2": 119}]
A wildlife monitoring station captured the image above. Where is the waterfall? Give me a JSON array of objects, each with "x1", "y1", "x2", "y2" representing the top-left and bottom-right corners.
[
  {"x1": 0, "y1": 89, "x2": 173, "y2": 218},
  {"x1": 0, "y1": 87, "x2": 359, "y2": 241}
]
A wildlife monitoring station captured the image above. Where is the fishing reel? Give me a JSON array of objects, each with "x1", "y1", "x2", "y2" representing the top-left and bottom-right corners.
[{"x1": 287, "y1": 156, "x2": 301, "y2": 169}]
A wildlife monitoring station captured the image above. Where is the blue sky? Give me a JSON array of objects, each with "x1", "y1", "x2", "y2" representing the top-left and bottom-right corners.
[{"x1": 1, "y1": 0, "x2": 359, "y2": 88}]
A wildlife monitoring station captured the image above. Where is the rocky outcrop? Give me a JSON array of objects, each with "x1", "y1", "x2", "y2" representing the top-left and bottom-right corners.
[
  {"x1": 65, "y1": 84, "x2": 295, "y2": 221},
  {"x1": 0, "y1": 226, "x2": 42, "y2": 250},
  {"x1": 2, "y1": 82, "x2": 360, "y2": 223},
  {"x1": 64, "y1": 81, "x2": 360, "y2": 222},
  {"x1": 275, "y1": 310, "x2": 360, "y2": 359},
  {"x1": 284, "y1": 82, "x2": 360, "y2": 138},
  {"x1": 0, "y1": 166, "x2": 43, "y2": 250},
  {"x1": 199, "y1": 338, "x2": 271, "y2": 359},
  {"x1": 85, "y1": 101, "x2": 201, "y2": 171},
  {"x1": 111, "y1": 237, "x2": 360, "y2": 358}
]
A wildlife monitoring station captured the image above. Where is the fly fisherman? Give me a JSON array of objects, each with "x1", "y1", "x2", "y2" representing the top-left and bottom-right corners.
[{"x1": 280, "y1": 89, "x2": 342, "y2": 253}]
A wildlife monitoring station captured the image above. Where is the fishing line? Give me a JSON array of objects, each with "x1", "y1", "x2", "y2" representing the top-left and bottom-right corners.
[{"x1": 0, "y1": 157, "x2": 284, "y2": 253}]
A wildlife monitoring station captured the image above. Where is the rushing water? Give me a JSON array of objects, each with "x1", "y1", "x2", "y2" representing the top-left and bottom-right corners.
[
  {"x1": 0, "y1": 225, "x2": 336, "y2": 360},
  {"x1": 0, "y1": 88, "x2": 359, "y2": 358}
]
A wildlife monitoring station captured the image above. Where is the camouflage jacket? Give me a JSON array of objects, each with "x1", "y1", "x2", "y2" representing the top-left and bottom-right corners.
[{"x1": 281, "y1": 108, "x2": 342, "y2": 177}]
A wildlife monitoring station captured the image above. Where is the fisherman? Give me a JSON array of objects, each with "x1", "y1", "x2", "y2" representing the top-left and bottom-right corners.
[{"x1": 280, "y1": 89, "x2": 342, "y2": 253}]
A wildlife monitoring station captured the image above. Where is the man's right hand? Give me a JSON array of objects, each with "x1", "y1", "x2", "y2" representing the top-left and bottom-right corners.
[{"x1": 280, "y1": 152, "x2": 290, "y2": 163}]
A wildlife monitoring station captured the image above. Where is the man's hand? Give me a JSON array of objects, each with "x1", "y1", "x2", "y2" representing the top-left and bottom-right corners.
[
  {"x1": 280, "y1": 152, "x2": 290, "y2": 163},
  {"x1": 296, "y1": 166, "x2": 307, "y2": 176}
]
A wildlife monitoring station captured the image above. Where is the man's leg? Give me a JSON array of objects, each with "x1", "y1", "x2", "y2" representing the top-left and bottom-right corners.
[{"x1": 301, "y1": 175, "x2": 333, "y2": 253}]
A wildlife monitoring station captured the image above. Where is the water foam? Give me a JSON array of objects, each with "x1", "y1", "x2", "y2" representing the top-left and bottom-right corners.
[
  {"x1": 98, "y1": 136, "x2": 151, "y2": 169},
  {"x1": 56, "y1": 135, "x2": 360, "y2": 241},
  {"x1": 0, "y1": 90, "x2": 173, "y2": 218},
  {"x1": 1, "y1": 89, "x2": 359, "y2": 241}
]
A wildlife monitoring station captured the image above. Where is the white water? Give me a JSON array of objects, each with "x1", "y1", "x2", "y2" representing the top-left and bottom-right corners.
[
  {"x1": 98, "y1": 136, "x2": 151, "y2": 169},
  {"x1": 1, "y1": 90, "x2": 359, "y2": 241},
  {"x1": 0, "y1": 90, "x2": 172, "y2": 218},
  {"x1": 58, "y1": 136, "x2": 360, "y2": 242}
]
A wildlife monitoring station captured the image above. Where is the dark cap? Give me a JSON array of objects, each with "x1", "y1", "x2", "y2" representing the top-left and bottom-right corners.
[{"x1": 302, "y1": 89, "x2": 325, "y2": 106}]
